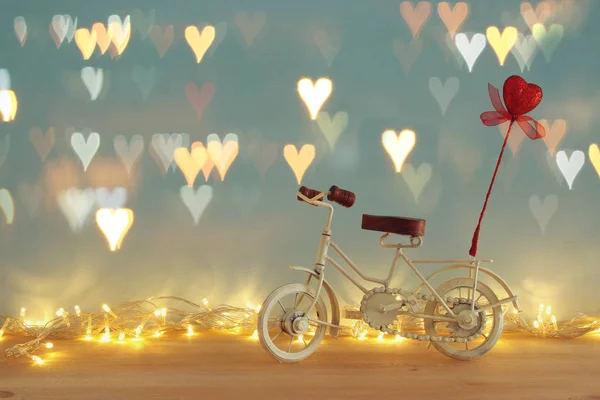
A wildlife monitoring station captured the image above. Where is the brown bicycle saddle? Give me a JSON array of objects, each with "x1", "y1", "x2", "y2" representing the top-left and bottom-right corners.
[{"x1": 361, "y1": 214, "x2": 426, "y2": 237}]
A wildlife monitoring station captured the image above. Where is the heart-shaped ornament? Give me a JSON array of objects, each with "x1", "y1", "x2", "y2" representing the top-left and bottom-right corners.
[{"x1": 503, "y1": 75, "x2": 542, "y2": 116}]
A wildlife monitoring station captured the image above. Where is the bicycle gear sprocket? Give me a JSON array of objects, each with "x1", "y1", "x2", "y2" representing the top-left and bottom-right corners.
[
  {"x1": 445, "y1": 299, "x2": 486, "y2": 338},
  {"x1": 360, "y1": 291, "x2": 403, "y2": 327}
]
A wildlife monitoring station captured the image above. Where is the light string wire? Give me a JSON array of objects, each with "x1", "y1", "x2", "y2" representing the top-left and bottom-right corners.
[
  {"x1": 2, "y1": 296, "x2": 259, "y2": 361},
  {"x1": 1, "y1": 298, "x2": 599, "y2": 363}
]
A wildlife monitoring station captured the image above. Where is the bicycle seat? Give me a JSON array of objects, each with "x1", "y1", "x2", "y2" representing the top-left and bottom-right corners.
[{"x1": 361, "y1": 214, "x2": 426, "y2": 237}]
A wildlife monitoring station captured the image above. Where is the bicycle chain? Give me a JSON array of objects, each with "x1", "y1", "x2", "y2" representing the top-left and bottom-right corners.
[{"x1": 359, "y1": 286, "x2": 487, "y2": 343}]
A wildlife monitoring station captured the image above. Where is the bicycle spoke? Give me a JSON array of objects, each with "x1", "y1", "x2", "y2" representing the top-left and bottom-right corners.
[
  {"x1": 296, "y1": 294, "x2": 306, "y2": 305},
  {"x1": 287, "y1": 336, "x2": 293, "y2": 353},
  {"x1": 278, "y1": 300, "x2": 286, "y2": 313},
  {"x1": 481, "y1": 332, "x2": 488, "y2": 340},
  {"x1": 272, "y1": 330, "x2": 283, "y2": 342},
  {"x1": 465, "y1": 342, "x2": 469, "y2": 350},
  {"x1": 294, "y1": 293, "x2": 298, "y2": 306},
  {"x1": 302, "y1": 336, "x2": 308, "y2": 347},
  {"x1": 476, "y1": 294, "x2": 483, "y2": 303}
]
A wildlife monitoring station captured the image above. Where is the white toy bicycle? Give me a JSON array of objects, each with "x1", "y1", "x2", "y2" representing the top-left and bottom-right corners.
[{"x1": 257, "y1": 185, "x2": 521, "y2": 363}]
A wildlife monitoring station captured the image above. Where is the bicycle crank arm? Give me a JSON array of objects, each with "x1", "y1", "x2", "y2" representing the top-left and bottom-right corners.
[
  {"x1": 307, "y1": 317, "x2": 342, "y2": 330},
  {"x1": 475, "y1": 296, "x2": 518, "y2": 313},
  {"x1": 380, "y1": 302, "x2": 405, "y2": 313}
]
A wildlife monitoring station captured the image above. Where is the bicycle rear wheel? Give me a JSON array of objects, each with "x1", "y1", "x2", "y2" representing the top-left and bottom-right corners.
[
  {"x1": 257, "y1": 283, "x2": 328, "y2": 363},
  {"x1": 423, "y1": 278, "x2": 503, "y2": 361}
]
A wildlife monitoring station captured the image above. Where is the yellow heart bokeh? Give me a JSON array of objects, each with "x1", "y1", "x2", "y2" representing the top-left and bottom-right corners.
[
  {"x1": 96, "y1": 208, "x2": 134, "y2": 252},
  {"x1": 589, "y1": 143, "x2": 600, "y2": 178},
  {"x1": 108, "y1": 20, "x2": 131, "y2": 55},
  {"x1": 382, "y1": 129, "x2": 416, "y2": 173},
  {"x1": 207, "y1": 137, "x2": 239, "y2": 181},
  {"x1": 92, "y1": 23, "x2": 112, "y2": 54},
  {"x1": 174, "y1": 145, "x2": 207, "y2": 187},
  {"x1": 486, "y1": 26, "x2": 518, "y2": 66},
  {"x1": 297, "y1": 78, "x2": 332, "y2": 120},
  {"x1": 0, "y1": 90, "x2": 18, "y2": 122},
  {"x1": 74, "y1": 28, "x2": 97, "y2": 60},
  {"x1": 191, "y1": 142, "x2": 215, "y2": 181},
  {"x1": 184, "y1": 25, "x2": 215, "y2": 64},
  {"x1": 0, "y1": 188, "x2": 14, "y2": 224},
  {"x1": 283, "y1": 144, "x2": 315, "y2": 184}
]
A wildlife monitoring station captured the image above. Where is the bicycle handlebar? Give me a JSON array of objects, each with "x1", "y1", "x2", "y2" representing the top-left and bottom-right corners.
[
  {"x1": 297, "y1": 185, "x2": 355, "y2": 208},
  {"x1": 327, "y1": 185, "x2": 355, "y2": 208},
  {"x1": 297, "y1": 186, "x2": 324, "y2": 206}
]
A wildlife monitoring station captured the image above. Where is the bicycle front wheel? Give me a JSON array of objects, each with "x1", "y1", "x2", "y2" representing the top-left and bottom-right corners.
[{"x1": 257, "y1": 283, "x2": 328, "y2": 363}]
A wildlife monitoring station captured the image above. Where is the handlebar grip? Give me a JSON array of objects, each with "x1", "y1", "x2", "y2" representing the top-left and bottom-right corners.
[
  {"x1": 297, "y1": 186, "x2": 321, "y2": 204},
  {"x1": 327, "y1": 185, "x2": 355, "y2": 208}
]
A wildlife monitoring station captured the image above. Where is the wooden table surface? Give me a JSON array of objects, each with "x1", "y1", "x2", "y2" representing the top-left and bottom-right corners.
[{"x1": 1, "y1": 331, "x2": 600, "y2": 400}]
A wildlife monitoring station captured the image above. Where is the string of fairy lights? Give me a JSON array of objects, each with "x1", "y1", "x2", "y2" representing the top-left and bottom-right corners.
[{"x1": 0, "y1": 297, "x2": 598, "y2": 365}]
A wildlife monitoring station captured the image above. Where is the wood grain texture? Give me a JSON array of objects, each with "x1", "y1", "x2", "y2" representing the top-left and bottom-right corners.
[{"x1": 1, "y1": 332, "x2": 600, "y2": 400}]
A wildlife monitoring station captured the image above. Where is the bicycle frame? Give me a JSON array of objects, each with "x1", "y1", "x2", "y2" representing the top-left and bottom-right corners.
[{"x1": 295, "y1": 191, "x2": 518, "y2": 321}]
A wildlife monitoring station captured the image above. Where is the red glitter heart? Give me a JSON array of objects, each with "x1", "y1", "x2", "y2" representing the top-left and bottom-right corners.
[{"x1": 502, "y1": 75, "x2": 543, "y2": 117}]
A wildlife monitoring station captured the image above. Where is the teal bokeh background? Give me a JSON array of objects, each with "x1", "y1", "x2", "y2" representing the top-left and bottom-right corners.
[{"x1": 0, "y1": 0, "x2": 598, "y2": 323}]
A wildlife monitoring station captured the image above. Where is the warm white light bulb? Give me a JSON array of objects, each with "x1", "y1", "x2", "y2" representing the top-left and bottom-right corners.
[
  {"x1": 100, "y1": 326, "x2": 110, "y2": 342},
  {"x1": 202, "y1": 298, "x2": 212, "y2": 311},
  {"x1": 102, "y1": 304, "x2": 117, "y2": 318},
  {"x1": 45, "y1": 343, "x2": 54, "y2": 349}
]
